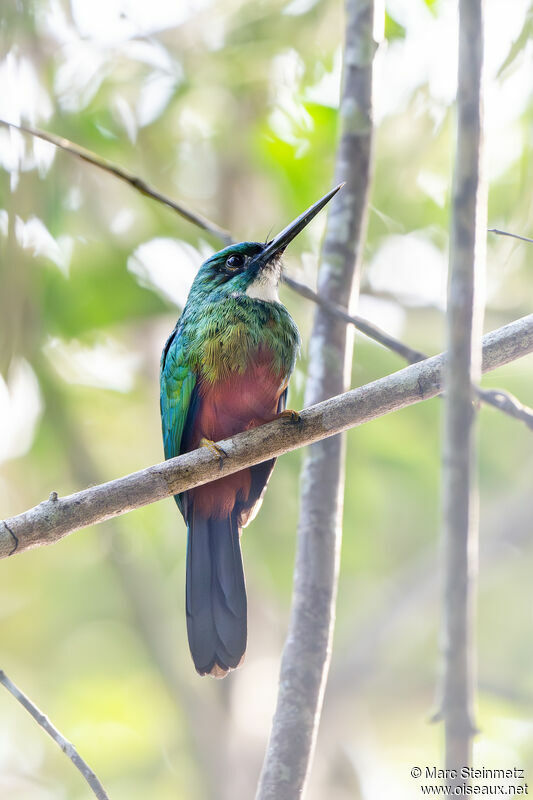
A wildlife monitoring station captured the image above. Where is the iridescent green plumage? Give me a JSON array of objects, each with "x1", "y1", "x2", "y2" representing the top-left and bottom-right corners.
[
  {"x1": 160, "y1": 240, "x2": 299, "y2": 461},
  {"x1": 160, "y1": 186, "x2": 342, "y2": 677}
]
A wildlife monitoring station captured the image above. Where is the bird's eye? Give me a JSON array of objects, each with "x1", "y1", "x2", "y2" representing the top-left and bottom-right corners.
[{"x1": 225, "y1": 254, "x2": 245, "y2": 271}]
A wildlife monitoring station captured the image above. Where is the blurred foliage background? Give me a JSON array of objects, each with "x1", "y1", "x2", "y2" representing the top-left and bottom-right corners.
[{"x1": 0, "y1": 0, "x2": 532, "y2": 798}]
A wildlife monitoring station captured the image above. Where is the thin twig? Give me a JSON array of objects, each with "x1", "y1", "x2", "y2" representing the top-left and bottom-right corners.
[
  {"x1": 0, "y1": 669, "x2": 110, "y2": 800},
  {"x1": 1, "y1": 314, "x2": 531, "y2": 561},
  {"x1": 2, "y1": 119, "x2": 531, "y2": 427},
  {"x1": 0, "y1": 119, "x2": 232, "y2": 244},
  {"x1": 0, "y1": 118, "x2": 425, "y2": 364},
  {"x1": 283, "y1": 281, "x2": 533, "y2": 429},
  {"x1": 488, "y1": 228, "x2": 533, "y2": 244},
  {"x1": 37, "y1": 363, "x2": 230, "y2": 800},
  {"x1": 475, "y1": 386, "x2": 533, "y2": 430},
  {"x1": 283, "y1": 274, "x2": 426, "y2": 363}
]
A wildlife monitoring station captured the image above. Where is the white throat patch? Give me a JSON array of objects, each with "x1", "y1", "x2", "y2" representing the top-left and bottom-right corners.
[
  {"x1": 245, "y1": 278, "x2": 280, "y2": 303},
  {"x1": 245, "y1": 262, "x2": 281, "y2": 303}
]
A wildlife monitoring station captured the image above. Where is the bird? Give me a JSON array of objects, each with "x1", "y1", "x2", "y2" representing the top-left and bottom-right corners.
[{"x1": 160, "y1": 184, "x2": 342, "y2": 677}]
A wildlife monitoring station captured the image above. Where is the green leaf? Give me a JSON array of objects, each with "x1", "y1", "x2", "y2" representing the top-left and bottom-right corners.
[{"x1": 384, "y1": 12, "x2": 406, "y2": 41}]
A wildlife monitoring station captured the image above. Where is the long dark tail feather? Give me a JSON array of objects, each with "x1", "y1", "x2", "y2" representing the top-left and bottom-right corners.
[{"x1": 186, "y1": 506, "x2": 247, "y2": 677}]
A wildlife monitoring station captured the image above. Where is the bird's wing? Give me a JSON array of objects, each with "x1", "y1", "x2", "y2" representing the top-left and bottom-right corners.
[{"x1": 160, "y1": 327, "x2": 198, "y2": 464}]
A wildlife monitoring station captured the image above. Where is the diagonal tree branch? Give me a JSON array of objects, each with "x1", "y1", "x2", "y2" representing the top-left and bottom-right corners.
[
  {"x1": 0, "y1": 119, "x2": 421, "y2": 362},
  {"x1": 283, "y1": 273, "x2": 426, "y2": 363},
  {"x1": 0, "y1": 118, "x2": 428, "y2": 365},
  {"x1": 0, "y1": 119, "x2": 233, "y2": 244},
  {"x1": 4, "y1": 120, "x2": 531, "y2": 428},
  {"x1": 0, "y1": 669, "x2": 110, "y2": 800},
  {"x1": 285, "y1": 274, "x2": 533, "y2": 427},
  {"x1": 0, "y1": 320, "x2": 530, "y2": 564},
  {"x1": 37, "y1": 364, "x2": 231, "y2": 800}
]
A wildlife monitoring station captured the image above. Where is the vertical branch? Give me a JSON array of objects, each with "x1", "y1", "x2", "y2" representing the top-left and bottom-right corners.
[
  {"x1": 439, "y1": 0, "x2": 486, "y2": 780},
  {"x1": 256, "y1": 2, "x2": 376, "y2": 798}
]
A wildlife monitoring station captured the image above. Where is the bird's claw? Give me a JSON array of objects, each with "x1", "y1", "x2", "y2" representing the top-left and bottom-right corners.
[
  {"x1": 199, "y1": 438, "x2": 228, "y2": 470},
  {"x1": 276, "y1": 409, "x2": 301, "y2": 423}
]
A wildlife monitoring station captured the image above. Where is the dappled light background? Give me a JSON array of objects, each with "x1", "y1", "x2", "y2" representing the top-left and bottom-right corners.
[{"x1": 1, "y1": 0, "x2": 532, "y2": 798}]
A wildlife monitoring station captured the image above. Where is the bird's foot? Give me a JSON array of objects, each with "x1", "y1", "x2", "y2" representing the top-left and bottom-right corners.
[
  {"x1": 199, "y1": 437, "x2": 228, "y2": 470},
  {"x1": 276, "y1": 409, "x2": 301, "y2": 423}
]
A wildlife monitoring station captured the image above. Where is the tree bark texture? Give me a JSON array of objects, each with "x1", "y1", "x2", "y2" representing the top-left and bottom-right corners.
[
  {"x1": 1, "y1": 315, "x2": 531, "y2": 562},
  {"x1": 256, "y1": 2, "x2": 376, "y2": 796},
  {"x1": 440, "y1": 0, "x2": 486, "y2": 781}
]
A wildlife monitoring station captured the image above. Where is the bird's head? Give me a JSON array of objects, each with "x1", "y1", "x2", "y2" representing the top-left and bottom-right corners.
[{"x1": 189, "y1": 184, "x2": 343, "y2": 305}]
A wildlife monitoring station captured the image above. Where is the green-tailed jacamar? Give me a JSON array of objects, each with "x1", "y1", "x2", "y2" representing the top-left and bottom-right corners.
[{"x1": 160, "y1": 185, "x2": 341, "y2": 677}]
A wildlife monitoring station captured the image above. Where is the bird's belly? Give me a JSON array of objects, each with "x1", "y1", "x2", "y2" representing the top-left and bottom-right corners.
[
  {"x1": 188, "y1": 351, "x2": 286, "y2": 518},
  {"x1": 198, "y1": 356, "x2": 285, "y2": 439}
]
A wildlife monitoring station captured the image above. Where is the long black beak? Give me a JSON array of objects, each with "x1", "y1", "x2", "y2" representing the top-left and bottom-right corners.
[{"x1": 259, "y1": 183, "x2": 344, "y2": 264}]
